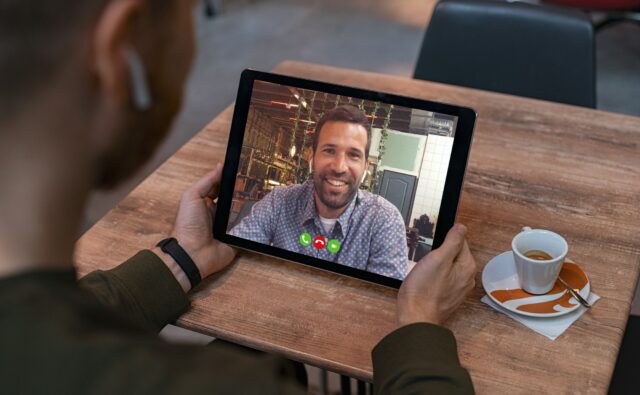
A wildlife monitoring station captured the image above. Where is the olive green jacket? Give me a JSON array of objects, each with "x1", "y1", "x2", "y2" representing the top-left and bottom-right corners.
[{"x1": 0, "y1": 250, "x2": 473, "y2": 394}]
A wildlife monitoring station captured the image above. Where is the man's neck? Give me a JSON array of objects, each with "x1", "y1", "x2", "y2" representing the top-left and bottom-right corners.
[
  {"x1": 0, "y1": 107, "x2": 93, "y2": 278},
  {"x1": 313, "y1": 191, "x2": 352, "y2": 219}
]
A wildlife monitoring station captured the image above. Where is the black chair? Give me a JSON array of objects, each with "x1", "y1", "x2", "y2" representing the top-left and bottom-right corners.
[
  {"x1": 608, "y1": 314, "x2": 640, "y2": 394},
  {"x1": 203, "y1": 0, "x2": 217, "y2": 18},
  {"x1": 545, "y1": 1, "x2": 640, "y2": 31},
  {"x1": 414, "y1": 0, "x2": 596, "y2": 107}
]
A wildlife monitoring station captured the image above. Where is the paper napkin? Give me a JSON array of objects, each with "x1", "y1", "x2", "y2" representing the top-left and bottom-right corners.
[{"x1": 481, "y1": 293, "x2": 600, "y2": 340}]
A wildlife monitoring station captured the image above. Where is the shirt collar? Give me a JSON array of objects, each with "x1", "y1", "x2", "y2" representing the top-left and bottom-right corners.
[
  {"x1": 301, "y1": 181, "x2": 317, "y2": 225},
  {"x1": 300, "y1": 181, "x2": 362, "y2": 237}
]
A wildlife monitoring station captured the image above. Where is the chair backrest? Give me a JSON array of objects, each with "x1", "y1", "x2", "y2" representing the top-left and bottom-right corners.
[
  {"x1": 546, "y1": 0, "x2": 640, "y2": 10},
  {"x1": 414, "y1": 0, "x2": 596, "y2": 107}
]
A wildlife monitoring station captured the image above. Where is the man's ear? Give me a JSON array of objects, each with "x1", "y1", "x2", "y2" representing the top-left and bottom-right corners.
[
  {"x1": 361, "y1": 167, "x2": 368, "y2": 184},
  {"x1": 309, "y1": 158, "x2": 313, "y2": 173},
  {"x1": 92, "y1": 0, "x2": 145, "y2": 106}
]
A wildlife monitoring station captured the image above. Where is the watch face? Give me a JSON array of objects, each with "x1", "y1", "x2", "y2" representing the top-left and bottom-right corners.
[{"x1": 158, "y1": 237, "x2": 175, "y2": 249}]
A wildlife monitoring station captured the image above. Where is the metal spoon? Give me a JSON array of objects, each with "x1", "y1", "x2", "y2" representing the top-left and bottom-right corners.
[{"x1": 557, "y1": 276, "x2": 591, "y2": 308}]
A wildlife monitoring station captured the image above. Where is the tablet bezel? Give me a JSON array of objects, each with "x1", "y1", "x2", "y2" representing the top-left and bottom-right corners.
[{"x1": 214, "y1": 69, "x2": 476, "y2": 288}]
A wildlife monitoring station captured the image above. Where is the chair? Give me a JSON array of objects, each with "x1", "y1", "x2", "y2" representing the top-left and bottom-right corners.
[
  {"x1": 414, "y1": 0, "x2": 596, "y2": 107},
  {"x1": 608, "y1": 315, "x2": 640, "y2": 394},
  {"x1": 203, "y1": 0, "x2": 217, "y2": 18},
  {"x1": 544, "y1": 0, "x2": 640, "y2": 30}
]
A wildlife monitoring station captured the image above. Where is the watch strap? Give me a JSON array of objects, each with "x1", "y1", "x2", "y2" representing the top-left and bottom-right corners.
[{"x1": 156, "y1": 237, "x2": 201, "y2": 288}]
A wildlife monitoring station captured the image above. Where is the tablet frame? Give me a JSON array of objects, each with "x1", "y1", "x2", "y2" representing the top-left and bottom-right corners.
[{"x1": 214, "y1": 69, "x2": 476, "y2": 288}]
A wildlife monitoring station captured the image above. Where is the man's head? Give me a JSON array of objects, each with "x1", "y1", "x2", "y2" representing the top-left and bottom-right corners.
[
  {"x1": 312, "y1": 105, "x2": 371, "y2": 160},
  {"x1": 311, "y1": 105, "x2": 370, "y2": 217},
  {"x1": 0, "y1": 0, "x2": 196, "y2": 188}
]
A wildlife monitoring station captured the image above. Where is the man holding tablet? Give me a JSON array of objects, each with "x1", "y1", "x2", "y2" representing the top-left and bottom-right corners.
[
  {"x1": 0, "y1": 1, "x2": 475, "y2": 394},
  {"x1": 230, "y1": 105, "x2": 409, "y2": 280}
]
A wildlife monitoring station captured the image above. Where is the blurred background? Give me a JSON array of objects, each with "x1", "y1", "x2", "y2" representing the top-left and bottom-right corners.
[
  {"x1": 84, "y1": 0, "x2": 640, "y2": 308},
  {"x1": 82, "y1": 1, "x2": 639, "y2": 392},
  {"x1": 85, "y1": 0, "x2": 640, "y2": 231},
  {"x1": 84, "y1": 0, "x2": 640, "y2": 393}
]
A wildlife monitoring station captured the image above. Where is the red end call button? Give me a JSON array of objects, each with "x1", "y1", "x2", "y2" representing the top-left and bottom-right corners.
[{"x1": 313, "y1": 236, "x2": 326, "y2": 250}]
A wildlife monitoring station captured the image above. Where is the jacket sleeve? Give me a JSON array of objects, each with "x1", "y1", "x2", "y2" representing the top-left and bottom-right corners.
[
  {"x1": 74, "y1": 251, "x2": 309, "y2": 394},
  {"x1": 78, "y1": 250, "x2": 190, "y2": 332},
  {"x1": 373, "y1": 323, "x2": 474, "y2": 395}
]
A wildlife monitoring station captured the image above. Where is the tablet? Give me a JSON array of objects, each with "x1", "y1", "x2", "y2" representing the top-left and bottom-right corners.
[{"x1": 214, "y1": 69, "x2": 476, "y2": 288}]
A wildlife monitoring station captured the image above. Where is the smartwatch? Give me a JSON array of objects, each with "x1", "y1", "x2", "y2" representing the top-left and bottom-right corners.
[{"x1": 156, "y1": 237, "x2": 201, "y2": 288}]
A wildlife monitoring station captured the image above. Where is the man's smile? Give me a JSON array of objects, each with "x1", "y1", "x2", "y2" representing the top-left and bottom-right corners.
[{"x1": 325, "y1": 177, "x2": 349, "y2": 188}]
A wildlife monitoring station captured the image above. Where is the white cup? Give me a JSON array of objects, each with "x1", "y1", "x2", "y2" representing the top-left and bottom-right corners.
[{"x1": 511, "y1": 227, "x2": 568, "y2": 294}]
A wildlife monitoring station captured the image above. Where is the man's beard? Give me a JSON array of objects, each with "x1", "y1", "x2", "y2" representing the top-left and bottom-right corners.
[{"x1": 313, "y1": 169, "x2": 359, "y2": 212}]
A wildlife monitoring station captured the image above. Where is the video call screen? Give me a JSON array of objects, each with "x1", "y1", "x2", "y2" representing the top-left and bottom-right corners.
[{"x1": 225, "y1": 80, "x2": 459, "y2": 281}]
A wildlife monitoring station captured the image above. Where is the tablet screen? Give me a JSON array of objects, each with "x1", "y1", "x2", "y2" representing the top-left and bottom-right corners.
[{"x1": 222, "y1": 77, "x2": 466, "y2": 282}]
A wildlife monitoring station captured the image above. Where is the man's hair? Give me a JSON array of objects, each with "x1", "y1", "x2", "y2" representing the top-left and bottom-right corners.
[
  {"x1": 0, "y1": 1, "x2": 170, "y2": 115},
  {"x1": 312, "y1": 105, "x2": 371, "y2": 160}
]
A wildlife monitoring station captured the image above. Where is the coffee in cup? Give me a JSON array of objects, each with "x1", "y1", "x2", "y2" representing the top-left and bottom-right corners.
[
  {"x1": 511, "y1": 227, "x2": 568, "y2": 294},
  {"x1": 523, "y1": 250, "x2": 553, "y2": 261}
]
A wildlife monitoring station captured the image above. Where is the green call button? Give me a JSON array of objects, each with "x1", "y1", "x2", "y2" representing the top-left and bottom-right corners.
[
  {"x1": 327, "y1": 239, "x2": 341, "y2": 253},
  {"x1": 299, "y1": 233, "x2": 312, "y2": 247}
]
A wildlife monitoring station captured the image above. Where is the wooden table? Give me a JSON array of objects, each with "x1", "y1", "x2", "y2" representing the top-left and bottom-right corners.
[{"x1": 75, "y1": 61, "x2": 640, "y2": 394}]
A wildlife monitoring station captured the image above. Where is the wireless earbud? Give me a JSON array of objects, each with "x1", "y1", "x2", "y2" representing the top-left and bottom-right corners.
[
  {"x1": 309, "y1": 159, "x2": 313, "y2": 173},
  {"x1": 360, "y1": 170, "x2": 367, "y2": 184},
  {"x1": 124, "y1": 47, "x2": 153, "y2": 112}
]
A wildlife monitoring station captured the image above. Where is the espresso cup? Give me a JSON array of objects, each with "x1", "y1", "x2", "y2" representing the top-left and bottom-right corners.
[{"x1": 511, "y1": 227, "x2": 568, "y2": 294}]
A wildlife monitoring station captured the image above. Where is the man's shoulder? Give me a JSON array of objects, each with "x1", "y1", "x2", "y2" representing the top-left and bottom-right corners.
[{"x1": 357, "y1": 189, "x2": 403, "y2": 219}]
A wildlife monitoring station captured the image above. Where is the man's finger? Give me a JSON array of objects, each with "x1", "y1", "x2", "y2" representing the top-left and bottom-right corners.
[
  {"x1": 191, "y1": 163, "x2": 223, "y2": 198},
  {"x1": 456, "y1": 240, "x2": 477, "y2": 276},
  {"x1": 205, "y1": 198, "x2": 214, "y2": 211},
  {"x1": 208, "y1": 201, "x2": 218, "y2": 219},
  {"x1": 427, "y1": 224, "x2": 467, "y2": 265},
  {"x1": 458, "y1": 240, "x2": 475, "y2": 268}
]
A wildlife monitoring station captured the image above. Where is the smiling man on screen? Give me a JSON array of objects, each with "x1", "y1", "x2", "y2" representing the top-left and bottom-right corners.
[{"x1": 230, "y1": 105, "x2": 409, "y2": 280}]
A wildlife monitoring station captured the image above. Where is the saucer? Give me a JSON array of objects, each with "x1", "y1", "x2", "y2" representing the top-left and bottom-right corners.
[{"x1": 482, "y1": 251, "x2": 590, "y2": 318}]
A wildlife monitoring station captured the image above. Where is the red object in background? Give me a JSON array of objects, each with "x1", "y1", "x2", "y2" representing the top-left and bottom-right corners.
[
  {"x1": 546, "y1": 0, "x2": 640, "y2": 10},
  {"x1": 313, "y1": 236, "x2": 326, "y2": 250}
]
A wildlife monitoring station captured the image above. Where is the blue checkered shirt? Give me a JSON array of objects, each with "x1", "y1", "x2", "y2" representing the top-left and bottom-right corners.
[{"x1": 229, "y1": 181, "x2": 408, "y2": 280}]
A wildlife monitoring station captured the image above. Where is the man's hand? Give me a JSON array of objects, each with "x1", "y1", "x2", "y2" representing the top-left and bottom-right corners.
[
  {"x1": 154, "y1": 163, "x2": 236, "y2": 291},
  {"x1": 397, "y1": 224, "x2": 477, "y2": 327}
]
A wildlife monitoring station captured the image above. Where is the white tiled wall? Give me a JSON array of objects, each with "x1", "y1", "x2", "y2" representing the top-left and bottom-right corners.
[
  {"x1": 371, "y1": 128, "x2": 427, "y2": 175},
  {"x1": 409, "y1": 135, "x2": 454, "y2": 228}
]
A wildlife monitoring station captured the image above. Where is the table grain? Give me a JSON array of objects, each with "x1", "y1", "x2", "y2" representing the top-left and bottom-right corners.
[{"x1": 75, "y1": 60, "x2": 640, "y2": 394}]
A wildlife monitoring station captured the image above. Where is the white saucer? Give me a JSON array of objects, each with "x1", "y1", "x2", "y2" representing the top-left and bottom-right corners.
[{"x1": 482, "y1": 251, "x2": 590, "y2": 318}]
